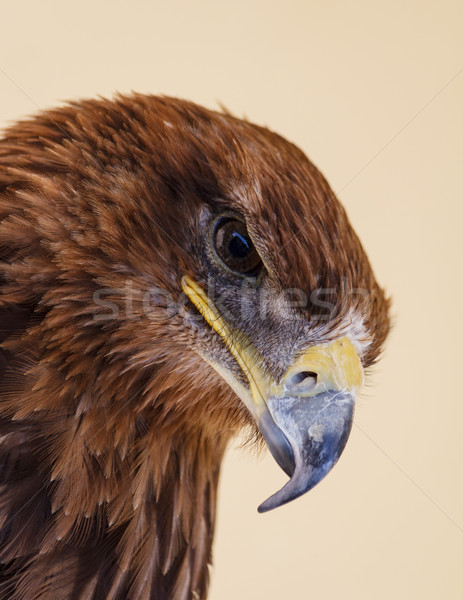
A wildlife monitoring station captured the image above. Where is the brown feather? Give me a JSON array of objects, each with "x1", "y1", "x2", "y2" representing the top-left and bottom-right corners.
[{"x1": 0, "y1": 94, "x2": 390, "y2": 599}]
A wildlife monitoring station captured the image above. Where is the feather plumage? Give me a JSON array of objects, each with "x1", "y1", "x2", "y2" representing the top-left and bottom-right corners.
[{"x1": 0, "y1": 94, "x2": 389, "y2": 599}]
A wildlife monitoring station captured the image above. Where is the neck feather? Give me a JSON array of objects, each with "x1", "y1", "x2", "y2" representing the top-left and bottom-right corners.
[{"x1": 0, "y1": 408, "x2": 227, "y2": 600}]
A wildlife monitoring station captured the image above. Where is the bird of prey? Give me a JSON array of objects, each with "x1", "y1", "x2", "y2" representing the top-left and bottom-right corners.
[{"x1": 0, "y1": 94, "x2": 390, "y2": 599}]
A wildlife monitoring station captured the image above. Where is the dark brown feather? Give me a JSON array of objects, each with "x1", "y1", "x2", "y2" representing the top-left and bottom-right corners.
[{"x1": 0, "y1": 94, "x2": 390, "y2": 599}]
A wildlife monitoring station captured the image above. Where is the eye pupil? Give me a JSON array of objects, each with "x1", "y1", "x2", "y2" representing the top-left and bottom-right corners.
[
  {"x1": 212, "y1": 218, "x2": 262, "y2": 276},
  {"x1": 228, "y1": 232, "x2": 251, "y2": 258}
]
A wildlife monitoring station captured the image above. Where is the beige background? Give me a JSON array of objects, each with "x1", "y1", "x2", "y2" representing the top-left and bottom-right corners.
[{"x1": 1, "y1": 1, "x2": 462, "y2": 598}]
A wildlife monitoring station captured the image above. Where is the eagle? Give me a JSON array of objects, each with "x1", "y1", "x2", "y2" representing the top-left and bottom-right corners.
[{"x1": 0, "y1": 94, "x2": 390, "y2": 599}]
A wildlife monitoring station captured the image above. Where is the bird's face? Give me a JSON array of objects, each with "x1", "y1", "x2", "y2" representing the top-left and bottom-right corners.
[
  {"x1": 176, "y1": 208, "x2": 368, "y2": 512},
  {"x1": 104, "y1": 97, "x2": 390, "y2": 511}
]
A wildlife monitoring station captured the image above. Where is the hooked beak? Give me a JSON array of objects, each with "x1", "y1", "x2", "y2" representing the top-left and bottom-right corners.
[{"x1": 182, "y1": 276, "x2": 364, "y2": 512}]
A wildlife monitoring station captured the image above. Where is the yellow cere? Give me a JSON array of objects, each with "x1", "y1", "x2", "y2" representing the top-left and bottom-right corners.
[{"x1": 280, "y1": 337, "x2": 364, "y2": 397}]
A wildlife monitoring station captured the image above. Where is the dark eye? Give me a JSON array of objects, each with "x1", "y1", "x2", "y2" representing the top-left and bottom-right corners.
[{"x1": 212, "y1": 218, "x2": 262, "y2": 276}]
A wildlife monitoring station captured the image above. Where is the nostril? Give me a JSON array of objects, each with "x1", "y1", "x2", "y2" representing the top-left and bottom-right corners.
[{"x1": 289, "y1": 370, "x2": 318, "y2": 386}]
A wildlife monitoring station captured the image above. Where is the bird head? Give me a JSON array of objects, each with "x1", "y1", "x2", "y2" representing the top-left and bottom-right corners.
[{"x1": 0, "y1": 94, "x2": 390, "y2": 514}]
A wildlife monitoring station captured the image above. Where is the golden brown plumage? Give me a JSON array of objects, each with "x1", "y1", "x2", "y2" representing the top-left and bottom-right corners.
[{"x1": 0, "y1": 94, "x2": 390, "y2": 599}]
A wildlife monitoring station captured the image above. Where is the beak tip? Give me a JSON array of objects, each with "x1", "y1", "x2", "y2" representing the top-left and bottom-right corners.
[
  {"x1": 256, "y1": 465, "x2": 320, "y2": 513},
  {"x1": 258, "y1": 391, "x2": 355, "y2": 513},
  {"x1": 257, "y1": 502, "x2": 273, "y2": 514}
]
